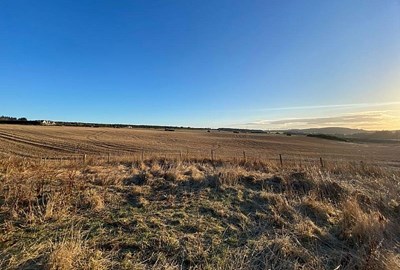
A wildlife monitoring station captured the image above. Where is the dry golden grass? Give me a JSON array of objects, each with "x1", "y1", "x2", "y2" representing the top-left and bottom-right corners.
[
  {"x1": 47, "y1": 228, "x2": 110, "y2": 270},
  {"x1": 0, "y1": 155, "x2": 399, "y2": 269}
]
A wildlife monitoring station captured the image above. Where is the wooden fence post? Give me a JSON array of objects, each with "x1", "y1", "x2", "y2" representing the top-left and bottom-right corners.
[
  {"x1": 279, "y1": 154, "x2": 283, "y2": 167},
  {"x1": 180, "y1": 150, "x2": 182, "y2": 161},
  {"x1": 107, "y1": 152, "x2": 110, "y2": 163},
  {"x1": 320, "y1": 157, "x2": 324, "y2": 168},
  {"x1": 243, "y1": 151, "x2": 246, "y2": 162}
]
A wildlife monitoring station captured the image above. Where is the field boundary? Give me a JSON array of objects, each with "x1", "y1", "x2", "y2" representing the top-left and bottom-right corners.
[{"x1": 2, "y1": 150, "x2": 398, "y2": 170}]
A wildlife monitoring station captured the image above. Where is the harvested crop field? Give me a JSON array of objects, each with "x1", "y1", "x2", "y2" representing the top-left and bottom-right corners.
[{"x1": 0, "y1": 125, "x2": 399, "y2": 167}]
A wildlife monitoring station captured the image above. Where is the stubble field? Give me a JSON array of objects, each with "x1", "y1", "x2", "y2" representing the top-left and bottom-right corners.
[{"x1": 0, "y1": 125, "x2": 399, "y2": 167}]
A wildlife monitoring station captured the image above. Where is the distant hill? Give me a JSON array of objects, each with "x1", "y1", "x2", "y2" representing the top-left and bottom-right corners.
[
  {"x1": 286, "y1": 127, "x2": 366, "y2": 136},
  {"x1": 347, "y1": 130, "x2": 400, "y2": 142}
]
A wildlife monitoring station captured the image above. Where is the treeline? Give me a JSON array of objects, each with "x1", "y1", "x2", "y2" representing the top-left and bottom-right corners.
[
  {"x1": 53, "y1": 121, "x2": 207, "y2": 130},
  {"x1": 0, "y1": 117, "x2": 207, "y2": 130},
  {"x1": 217, "y1": 128, "x2": 266, "y2": 134},
  {"x1": 307, "y1": 131, "x2": 400, "y2": 143},
  {"x1": 0, "y1": 116, "x2": 41, "y2": 125},
  {"x1": 0, "y1": 116, "x2": 28, "y2": 121},
  {"x1": 307, "y1": 134, "x2": 348, "y2": 142}
]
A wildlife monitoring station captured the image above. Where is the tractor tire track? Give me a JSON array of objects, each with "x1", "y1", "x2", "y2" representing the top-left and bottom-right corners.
[
  {"x1": 85, "y1": 131, "x2": 144, "y2": 154},
  {"x1": 0, "y1": 131, "x2": 76, "y2": 154}
]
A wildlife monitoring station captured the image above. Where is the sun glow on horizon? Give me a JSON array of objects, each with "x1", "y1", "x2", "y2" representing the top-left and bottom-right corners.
[{"x1": 231, "y1": 101, "x2": 400, "y2": 131}]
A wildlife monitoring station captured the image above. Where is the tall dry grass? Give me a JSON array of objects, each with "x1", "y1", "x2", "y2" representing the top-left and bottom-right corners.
[{"x1": 0, "y1": 156, "x2": 399, "y2": 269}]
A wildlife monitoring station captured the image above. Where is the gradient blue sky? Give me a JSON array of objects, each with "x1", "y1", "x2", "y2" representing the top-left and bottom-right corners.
[{"x1": 1, "y1": 1, "x2": 399, "y2": 129}]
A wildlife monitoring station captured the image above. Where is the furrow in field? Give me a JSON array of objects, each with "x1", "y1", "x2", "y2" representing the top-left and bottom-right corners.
[{"x1": 0, "y1": 131, "x2": 76, "y2": 154}]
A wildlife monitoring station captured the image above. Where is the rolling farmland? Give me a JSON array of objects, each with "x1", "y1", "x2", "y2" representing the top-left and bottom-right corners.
[{"x1": 0, "y1": 124, "x2": 399, "y2": 166}]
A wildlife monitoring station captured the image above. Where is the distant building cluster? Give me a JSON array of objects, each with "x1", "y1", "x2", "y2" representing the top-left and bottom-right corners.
[{"x1": 41, "y1": 120, "x2": 56, "y2": 126}]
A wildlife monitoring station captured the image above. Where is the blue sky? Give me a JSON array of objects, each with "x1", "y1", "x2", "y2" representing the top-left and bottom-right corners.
[{"x1": 1, "y1": 1, "x2": 399, "y2": 129}]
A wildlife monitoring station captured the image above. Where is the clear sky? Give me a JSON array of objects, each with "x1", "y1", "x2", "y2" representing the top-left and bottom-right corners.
[{"x1": 1, "y1": 1, "x2": 399, "y2": 130}]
